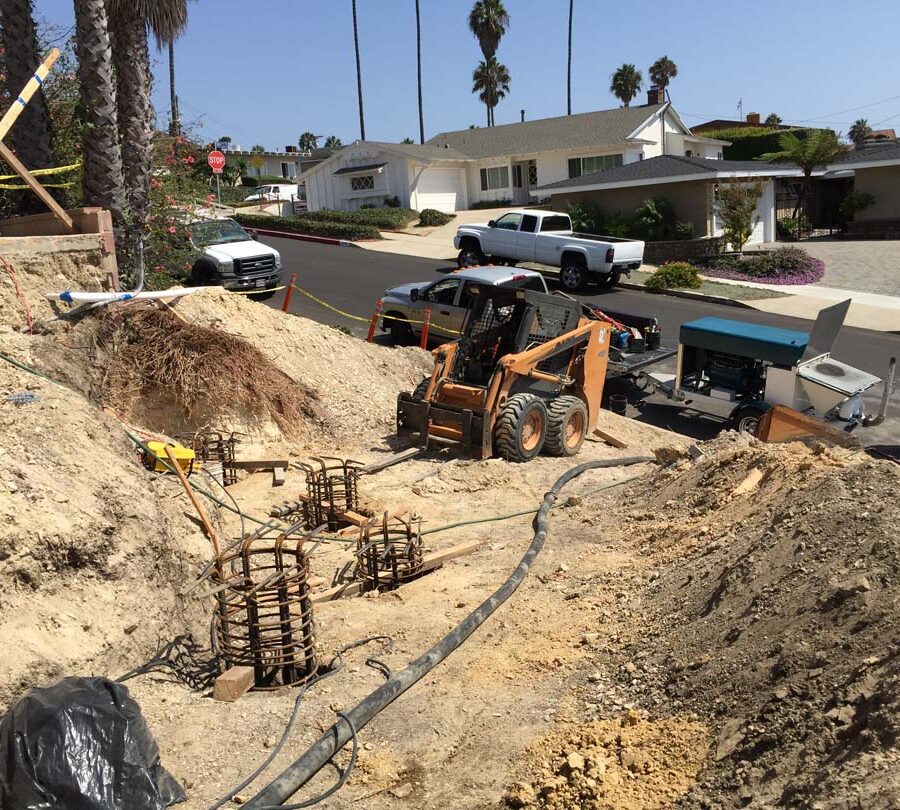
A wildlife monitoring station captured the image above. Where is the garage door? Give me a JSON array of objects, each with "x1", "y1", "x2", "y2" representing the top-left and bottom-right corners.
[{"x1": 416, "y1": 168, "x2": 463, "y2": 213}]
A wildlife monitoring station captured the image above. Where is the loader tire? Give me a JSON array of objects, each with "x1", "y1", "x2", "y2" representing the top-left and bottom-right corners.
[
  {"x1": 494, "y1": 393, "x2": 548, "y2": 462},
  {"x1": 545, "y1": 396, "x2": 589, "y2": 457},
  {"x1": 412, "y1": 378, "x2": 431, "y2": 400}
]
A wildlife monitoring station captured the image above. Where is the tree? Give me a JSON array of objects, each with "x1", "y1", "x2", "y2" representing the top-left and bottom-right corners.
[
  {"x1": 401, "y1": 137, "x2": 414, "y2": 144},
  {"x1": 849, "y1": 118, "x2": 873, "y2": 148},
  {"x1": 472, "y1": 56, "x2": 510, "y2": 127},
  {"x1": 566, "y1": 0, "x2": 573, "y2": 115},
  {"x1": 324, "y1": 135, "x2": 343, "y2": 148},
  {"x1": 648, "y1": 56, "x2": 677, "y2": 99},
  {"x1": 0, "y1": 0, "x2": 53, "y2": 172},
  {"x1": 764, "y1": 113, "x2": 782, "y2": 126},
  {"x1": 73, "y1": 0, "x2": 126, "y2": 220},
  {"x1": 610, "y1": 63, "x2": 642, "y2": 107},
  {"x1": 251, "y1": 144, "x2": 265, "y2": 153},
  {"x1": 351, "y1": 0, "x2": 365, "y2": 140},
  {"x1": 415, "y1": 0, "x2": 424, "y2": 143},
  {"x1": 715, "y1": 181, "x2": 764, "y2": 252},
  {"x1": 298, "y1": 132, "x2": 319, "y2": 150},
  {"x1": 467, "y1": 0, "x2": 509, "y2": 59},
  {"x1": 761, "y1": 129, "x2": 847, "y2": 219},
  {"x1": 217, "y1": 135, "x2": 232, "y2": 148}
]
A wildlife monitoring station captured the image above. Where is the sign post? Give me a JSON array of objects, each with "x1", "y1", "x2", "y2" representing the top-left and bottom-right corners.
[{"x1": 207, "y1": 149, "x2": 225, "y2": 206}]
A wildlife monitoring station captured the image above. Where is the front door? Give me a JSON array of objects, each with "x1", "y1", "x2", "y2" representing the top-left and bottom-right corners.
[{"x1": 512, "y1": 160, "x2": 535, "y2": 204}]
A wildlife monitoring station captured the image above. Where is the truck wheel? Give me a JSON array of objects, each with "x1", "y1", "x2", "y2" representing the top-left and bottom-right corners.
[
  {"x1": 412, "y1": 378, "x2": 431, "y2": 400},
  {"x1": 559, "y1": 261, "x2": 587, "y2": 292},
  {"x1": 731, "y1": 404, "x2": 765, "y2": 435},
  {"x1": 388, "y1": 315, "x2": 415, "y2": 346},
  {"x1": 596, "y1": 271, "x2": 621, "y2": 290},
  {"x1": 545, "y1": 396, "x2": 589, "y2": 457},
  {"x1": 248, "y1": 287, "x2": 277, "y2": 301},
  {"x1": 189, "y1": 261, "x2": 218, "y2": 287},
  {"x1": 457, "y1": 246, "x2": 485, "y2": 268},
  {"x1": 494, "y1": 393, "x2": 548, "y2": 462}
]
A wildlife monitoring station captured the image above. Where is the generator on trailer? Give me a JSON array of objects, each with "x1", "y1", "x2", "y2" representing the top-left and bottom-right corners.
[{"x1": 397, "y1": 286, "x2": 612, "y2": 461}]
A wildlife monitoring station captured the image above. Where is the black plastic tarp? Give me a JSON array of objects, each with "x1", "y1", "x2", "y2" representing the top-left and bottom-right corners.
[{"x1": 0, "y1": 676, "x2": 185, "y2": 810}]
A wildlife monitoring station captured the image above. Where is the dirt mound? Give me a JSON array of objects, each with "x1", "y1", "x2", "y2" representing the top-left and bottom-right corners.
[{"x1": 587, "y1": 437, "x2": 900, "y2": 808}]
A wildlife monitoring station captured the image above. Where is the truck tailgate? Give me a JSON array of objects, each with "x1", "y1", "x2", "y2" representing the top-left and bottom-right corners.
[{"x1": 611, "y1": 240, "x2": 645, "y2": 264}]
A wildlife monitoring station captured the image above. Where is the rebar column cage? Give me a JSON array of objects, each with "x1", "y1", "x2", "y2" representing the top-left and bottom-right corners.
[
  {"x1": 297, "y1": 457, "x2": 362, "y2": 530},
  {"x1": 177, "y1": 428, "x2": 241, "y2": 486},
  {"x1": 214, "y1": 528, "x2": 317, "y2": 689},
  {"x1": 355, "y1": 513, "x2": 424, "y2": 591}
]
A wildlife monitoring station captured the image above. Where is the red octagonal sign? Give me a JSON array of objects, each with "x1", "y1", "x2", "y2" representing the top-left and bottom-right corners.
[{"x1": 207, "y1": 150, "x2": 226, "y2": 174}]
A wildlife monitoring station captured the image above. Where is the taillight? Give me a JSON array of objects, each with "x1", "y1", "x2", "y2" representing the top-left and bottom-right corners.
[
  {"x1": 605, "y1": 247, "x2": 615, "y2": 263},
  {"x1": 512, "y1": 274, "x2": 526, "y2": 280}
]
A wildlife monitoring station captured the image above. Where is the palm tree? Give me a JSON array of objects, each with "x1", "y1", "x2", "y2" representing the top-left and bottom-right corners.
[
  {"x1": 0, "y1": 0, "x2": 53, "y2": 171},
  {"x1": 324, "y1": 135, "x2": 343, "y2": 148},
  {"x1": 849, "y1": 119, "x2": 873, "y2": 148},
  {"x1": 467, "y1": 0, "x2": 509, "y2": 59},
  {"x1": 351, "y1": 0, "x2": 365, "y2": 140},
  {"x1": 648, "y1": 56, "x2": 677, "y2": 100},
  {"x1": 415, "y1": 0, "x2": 424, "y2": 143},
  {"x1": 610, "y1": 63, "x2": 642, "y2": 107},
  {"x1": 73, "y1": 0, "x2": 126, "y2": 220},
  {"x1": 298, "y1": 132, "x2": 319, "y2": 150},
  {"x1": 251, "y1": 144, "x2": 265, "y2": 153},
  {"x1": 472, "y1": 56, "x2": 510, "y2": 126},
  {"x1": 765, "y1": 113, "x2": 782, "y2": 126},
  {"x1": 401, "y1": 137, "x2": 415, "y2": 144},
  {"x1": 761, "y1": 129, "x2": 847, "y2": 220},
  {"x1": 566, "y1": 0, "x2": 573, "y2": 115}
]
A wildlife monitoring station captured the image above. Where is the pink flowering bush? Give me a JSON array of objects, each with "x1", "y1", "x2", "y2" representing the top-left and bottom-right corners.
[{"x1": 704, "y1": 247, "x2": 825, "y2": 286}]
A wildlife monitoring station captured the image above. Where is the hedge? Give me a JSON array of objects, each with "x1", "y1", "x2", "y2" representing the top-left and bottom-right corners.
[
  {"x1": 233, "y1": 213, "x2": 382, "y2": 241},
  {"x1": 300, "y1": 207, "x2": 418, "y2": 230},
  {"x1": 700, "y1": 126, "x2": 807, "y2": 161}
]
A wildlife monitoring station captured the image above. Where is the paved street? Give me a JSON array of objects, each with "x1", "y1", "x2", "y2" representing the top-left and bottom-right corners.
[{"x1": 260, "y1": 235, "x2": 900, "y2": 450}]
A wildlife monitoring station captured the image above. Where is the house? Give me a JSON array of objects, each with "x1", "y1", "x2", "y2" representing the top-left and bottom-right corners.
[
  {"x1": 534, "y1": 155, "x2": 800, "y2": 244},
  {"x1": 828, "y1": 142, "x2": 900, "y2": 235},
  {"x1": 299, "y1": 91, "x2": 729, "y2": 213},
  {"x1": 223, "y1": 146, "x2": 334, "y2": 180},
  {"x1": 691, "y1": 112, "x2": 793, "y2": 133}
]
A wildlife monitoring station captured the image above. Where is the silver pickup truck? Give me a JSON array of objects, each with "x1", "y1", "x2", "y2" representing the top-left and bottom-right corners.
[{"x1": 454, "y1": 209, "x2": 644, "y2": 291}]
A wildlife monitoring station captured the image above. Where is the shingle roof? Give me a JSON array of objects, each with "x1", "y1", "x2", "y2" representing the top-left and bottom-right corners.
[
  {"x1": 332, "y1": 162, "x2": 388, "y2": 175},
  {"x1": 536, "y1": 154, "x2": 797, "y2": 191},
  {"x1": 834, "y1": 142, "x2": 900, "y2": 166},
  {"x1": 365, "y1": 140, "x2": 471, "y2": 161},
  {"x1": 426, "y1": 104, "x2": 666, "y2": 159}
]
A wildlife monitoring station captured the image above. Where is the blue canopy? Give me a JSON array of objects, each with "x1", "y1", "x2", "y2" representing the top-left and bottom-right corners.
[{"x1": 680, "y1": 317, "x2": 809, "y2": 366}]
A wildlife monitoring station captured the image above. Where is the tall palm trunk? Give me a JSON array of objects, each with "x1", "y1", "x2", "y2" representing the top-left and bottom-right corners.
[
  {"x1": 168, "y1": 39, "x2": 180, "y2": 136},
  {"x1": 352, "y1": 0, "x2": 365, "y2": 140},
  {"x1": 109, "y1": 4, "x2": 153, "y2": 228},
  {"x1": 73, "y1": 0, "x2": 126, "y2": 220},
  {"x1": 415, "y1": 0, "x2": 424, "y2": 143},
  {"x1": 566, "y1": 0, "x2": 573, "y2": 115}
]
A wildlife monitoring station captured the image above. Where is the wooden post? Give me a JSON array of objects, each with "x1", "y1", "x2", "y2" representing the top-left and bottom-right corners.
[
  {"x1": 0, "y1": 49, "x2": 60, "y2": 143},
  {"x1": 165, "y1": 444, "x2": 223, "y2": 561},
  {"x1": 0, "y1": 142, "x2": 74, "y2": 232}
]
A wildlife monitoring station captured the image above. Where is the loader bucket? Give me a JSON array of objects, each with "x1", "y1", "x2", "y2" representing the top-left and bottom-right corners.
[{"x1": 755, "y1": 405, "x2": 860, "y2": 448}]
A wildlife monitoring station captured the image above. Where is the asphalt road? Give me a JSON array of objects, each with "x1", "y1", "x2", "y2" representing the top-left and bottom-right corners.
[{"x1": 259, "y1": 235, "x2": 900, "y2": 450}]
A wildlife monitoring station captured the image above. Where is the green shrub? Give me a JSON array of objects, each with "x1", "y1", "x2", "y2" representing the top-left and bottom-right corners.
[
  {"x1": 737, "y1": 247, "x2": 817, "y2": 278},
  {"x1": 700, "y1": 126, "x2": 807, "y2": 160},
  {"x1": 777, "y1": 215, "x2": 810, "y2": 240},
  {"x1": 418, "y1": 208, "x2": 455, "y2": 226},
  {"x1": 232, "y1": 213, "x2": 382, "y2": 241},
  {"x1": 674, "y1": 221, "x2": 695, "y2": 240},
  {"x1": 300, "y1": 207, "x2": 418, "y2": 230},
  {"x1": 470, "y1": 199, "x2": 512, "y2": 209},
  {"x1": 839, "y1": 191, "x2": 875, "y2": 221},
  {"x1": 644, "y1": 261, "x2": 702, "y2": 291},
  {"x1": 240, "y1": 176, "x2": 259, "y2": 187},
  {"x1": 715, "y1": 181, "x2": 764, "y2": 252}
]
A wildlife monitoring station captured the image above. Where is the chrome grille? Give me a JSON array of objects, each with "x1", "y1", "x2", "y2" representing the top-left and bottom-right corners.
[{"x1": 234, "y1": 255, "x2": 276, "y2": 275}]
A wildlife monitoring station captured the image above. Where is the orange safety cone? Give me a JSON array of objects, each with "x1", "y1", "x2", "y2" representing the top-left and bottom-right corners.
[
  {"x1": 281, "y1": 272, "x2": 298, "y2": 313},
  {"x1": 367, "y1": 298, "x2": 383, "y2": 343},
  {"x1": 420, "y1": 306, "x2": 432, "y2": 349}
]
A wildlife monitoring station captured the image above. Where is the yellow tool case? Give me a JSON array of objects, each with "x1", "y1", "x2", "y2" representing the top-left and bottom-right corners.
[{"x1": 142, "y1": 441, "x2": 196, "y2": 474}]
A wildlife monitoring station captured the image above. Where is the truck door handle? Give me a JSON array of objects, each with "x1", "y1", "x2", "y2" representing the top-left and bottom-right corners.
[{"x1": 440, "y1": 309, "x2": 450, "y2": 315}]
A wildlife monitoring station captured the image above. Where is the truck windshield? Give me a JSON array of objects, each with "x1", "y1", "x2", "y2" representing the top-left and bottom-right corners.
[
  {"x1": 189, "y1": 219, "x2": 249, "y2": 246},
  {"x1": 540, "y1": 215, "x2": 571, "y2": 232}
]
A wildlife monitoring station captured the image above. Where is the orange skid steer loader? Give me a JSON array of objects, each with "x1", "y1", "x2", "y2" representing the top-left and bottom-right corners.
[{"x1": 397, "y1": 286, "x2": 611, "y2": 462}]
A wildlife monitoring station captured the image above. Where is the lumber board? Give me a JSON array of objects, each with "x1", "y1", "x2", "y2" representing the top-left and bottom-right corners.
[
  {"x1": 223, "y1": 459, "x2": 290, "y2": 470},
  {"x1": 310, "y1": 580, "x2": 365, "y2": 604},
  {"x1": 591, "y1": 427, "x2": 629, "y2": 449},
  {"x1": 358, "y1": 446, "x2": 421, "y2": 475},
  {"x1": 213, "y1": 666, "x2": 254, "y2": 702},
  {"x1": 272, "y1": 466, "x2": 286, "y2": 486}
]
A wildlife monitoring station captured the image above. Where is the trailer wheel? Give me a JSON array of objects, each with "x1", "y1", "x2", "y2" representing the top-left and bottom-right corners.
[
  {"x1": 731, "y1": 404, "x2": 765, "y2": 435},
  {"x1": 494, "y1": 393, "x2": 548, "y2": 462},
  {"x1": 412, "y1": 378, "x2": 431, "y2": 400},
  {"x1": 545, "y1": 396, "x2": 589, "y2": 456}
]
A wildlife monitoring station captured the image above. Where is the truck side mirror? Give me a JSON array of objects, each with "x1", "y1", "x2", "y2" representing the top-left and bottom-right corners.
[
  {"x1": 487, "y1": 220, "x2": 496, "y2": 228},
  {"x1": 410, "y1": 288, "x2": 419, "y2": 302},
  {"x1": 248, "y1": 230, "x2": 259, "y2": 241}
]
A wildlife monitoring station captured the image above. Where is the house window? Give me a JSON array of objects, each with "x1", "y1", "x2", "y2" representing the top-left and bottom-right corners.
[
  {"x1": 480, "y1": 166, "x2": 509, "y2": 191},
  {"x1": 350, "y1": 174, "x2": 375, "y2": 192},
  {"x1": 684, "y1": 150, "x2": 693, "y2": 158},
  {"x1": 281, "y1": 162, "x2": 290, "y2": 178},
  {"x1": 512, "y1": 164, "x2": 523, "y2": 188},
  {"x1": 528, "y1": 160, "x2": 538, "y2": 185},
  {"x1": 567, "y1": 154, "x2": 623, "y2": 178}
]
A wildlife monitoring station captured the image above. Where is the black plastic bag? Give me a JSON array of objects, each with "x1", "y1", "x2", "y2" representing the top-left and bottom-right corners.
[{"x1": 0, "y1": 676, "x2": 186, "y2": 809}]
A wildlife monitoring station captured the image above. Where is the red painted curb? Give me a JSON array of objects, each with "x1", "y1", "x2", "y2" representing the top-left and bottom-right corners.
[{"x1": 243, "y1": 227, "x2": 361, "y2": 247}]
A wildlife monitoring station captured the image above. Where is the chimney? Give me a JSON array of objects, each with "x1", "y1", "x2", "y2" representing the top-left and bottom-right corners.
[
  {"x1": 647, "y1": 86, "x2": 665, "y2": 105},
  {"x1": 520, "y1": 109, "x2": 525, "y2": 123},
  {"x1": 746, "y1": 112, "x2": 761, "y2": 125}
]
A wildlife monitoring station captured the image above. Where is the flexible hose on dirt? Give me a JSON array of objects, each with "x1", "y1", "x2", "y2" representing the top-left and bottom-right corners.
[{"x1": 244, "y1": 455, "x2": 655, "y2": 809}]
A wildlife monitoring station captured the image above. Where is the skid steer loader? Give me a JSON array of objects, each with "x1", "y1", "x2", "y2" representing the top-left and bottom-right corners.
[{"x1": 397, "y1": 286, "x2": 611, "y2": 462}]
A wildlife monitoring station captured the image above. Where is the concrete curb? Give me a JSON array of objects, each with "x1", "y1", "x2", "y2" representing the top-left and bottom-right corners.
[
  {"x1": 245, "y1": 227, "x2": 362, "y2": 248},
  {"x1": 618, "y1": 280, "x2": 752, "y2": 309}
]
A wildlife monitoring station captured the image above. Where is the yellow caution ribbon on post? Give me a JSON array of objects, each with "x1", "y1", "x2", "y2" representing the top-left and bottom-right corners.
[
  {"x1": 0, "y1": 181, "x2": 74, "y2": 190},
  {"x1": 0, "y1": 161, "x2": 80, "y2": 181}
]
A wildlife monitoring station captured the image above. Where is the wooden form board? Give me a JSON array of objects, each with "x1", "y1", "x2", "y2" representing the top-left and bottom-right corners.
[{"x1": 212, "y1": 666, "x2": 254, "y2": 702}]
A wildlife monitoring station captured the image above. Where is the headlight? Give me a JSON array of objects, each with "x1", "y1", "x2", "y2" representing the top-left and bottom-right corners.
[
  {"x1": 218, "y1": 258, "x2": 233, "y2": 271},
  {"x1": 275, "y1": 254, "x2": 282, "y2": 269}
]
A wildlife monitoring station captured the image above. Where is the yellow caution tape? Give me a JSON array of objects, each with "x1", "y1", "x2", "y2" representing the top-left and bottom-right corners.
[
  {"x1": 0, "y1": 181, "x2": 74, "y2": 189},
  {"x1": 228, "y1": 284, "x2": 288, "y2": 296},
  {"x1": 0, "y1": 161, "x2": 80, "y2": 181}
]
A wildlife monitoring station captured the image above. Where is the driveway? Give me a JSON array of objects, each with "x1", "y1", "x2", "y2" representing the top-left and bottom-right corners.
[{"x1": 761, "y1": 238, "x2": 900, "y2": 297}]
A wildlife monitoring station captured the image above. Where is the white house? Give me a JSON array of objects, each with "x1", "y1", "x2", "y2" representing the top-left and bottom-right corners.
[
  {"x1": 300, "y1": 91, "x2": 730, "y2": 214},
  {"x1": 223, "y1": 146, "x2": 334, "y2": 180}
]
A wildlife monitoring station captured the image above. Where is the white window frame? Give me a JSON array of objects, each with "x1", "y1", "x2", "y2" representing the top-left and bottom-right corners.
[
  {"x1": 567, "y1": 154, "x2": 623, "y2": 179},
  {"x1": 350, "y1": 174, "x2": 375, "y2": 192},
  {"x1": 480, "y1": 166, "x2": 510, "y2": 191}
]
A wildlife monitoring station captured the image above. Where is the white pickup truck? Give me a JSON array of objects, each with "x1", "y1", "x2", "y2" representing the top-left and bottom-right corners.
[{"x1": 453, "y1": 209, "x2": 644, "y2": 291}]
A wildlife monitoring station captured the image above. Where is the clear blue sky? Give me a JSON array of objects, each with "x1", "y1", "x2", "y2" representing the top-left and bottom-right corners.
[{"x1": 35, "y1": 0, "x2": 900, "y2": 149}]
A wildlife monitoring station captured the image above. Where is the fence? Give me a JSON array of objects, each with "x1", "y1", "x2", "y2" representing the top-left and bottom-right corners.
[{"x1": 643, "y1": 236, "x2": 726, "y2": 265}]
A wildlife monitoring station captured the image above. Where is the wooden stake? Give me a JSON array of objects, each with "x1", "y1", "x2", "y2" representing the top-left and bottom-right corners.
[
  {"x1": 591, "y1": 427, "x2": 628, "y2": 449},
  {"x1": 165, "y1": 444, "x2": 223, "y2": 560},
  {"x1": 0, "y1": 49, "x2": 60, "y2": 142}
]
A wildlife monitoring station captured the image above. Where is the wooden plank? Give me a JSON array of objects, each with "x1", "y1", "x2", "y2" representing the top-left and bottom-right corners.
[
  {"x1": 0, "y1": 142, "x2": 74, "y2": 232},
  {"x1": 591, "y1": 427, "x2": 628, "y2": 449},
  {"x1": 272, "y1": 466, "x2": 286, "y2": 486},
  {"x1": 358, "y1": 446, "x2": 421, "y2": 475},
  {"x1": 338, "y1": 509, "x2": 373, "y2": 527},
  {"x1": 213, "y1": 666, "x2": 255, "y2": 702},
  {"x1": 165, "y1": 445, "x2": 223, "y2": 561},
  {"x1": 0, "y1": 49, "x2": 60, "y2": 142},
  {"x1": 311, "y1": 580, "x2": 365, "y2": 604},
  {"x1": 224, "y1": 459, "x2": 290, "y2": 470}
]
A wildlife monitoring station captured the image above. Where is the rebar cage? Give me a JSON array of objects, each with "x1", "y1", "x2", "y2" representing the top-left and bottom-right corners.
[
  {"x1": 297, "y1": 457, "x2": 362, "y2": 530},
  {"x1": 355, "y1": 512, "x2": 424, "y2": 591},
  {"x1": 177, "y1": 428, "x2": 241, "y2": 486},
  {"x1": 214, "y1": 527, "x2": 317, "y2": 689}
]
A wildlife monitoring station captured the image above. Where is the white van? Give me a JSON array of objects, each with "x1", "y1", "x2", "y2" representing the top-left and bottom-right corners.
[{"x1": 243, "y1": 184, "x2": 298, "y2": 202}]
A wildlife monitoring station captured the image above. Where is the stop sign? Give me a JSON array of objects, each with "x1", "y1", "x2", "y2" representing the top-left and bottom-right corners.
[{"x1": 207, "y1": 150, "x2": 226, "y2": 174}]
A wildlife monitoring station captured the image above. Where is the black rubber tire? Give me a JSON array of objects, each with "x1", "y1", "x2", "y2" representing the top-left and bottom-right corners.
[
  {"x1": 595, "y1": 271, "x2": 621, "y2": 289},
  {"x1": 731, "y1": 405, "x2": 765, "y2": 435},
  {"x1": 457, "y1": 246, "x2": 485, "y2": 268},
  {"x1": 412, "y1": 378, "x2": 431, "y2": 400},
  {"x1": 189, "y1": 261, "x2": 218, "y2": 287},
  {"x1": 559, "y1": 261, "x2": 587, "y2": 292},
  {"x1": 494, "y1": 393, "x2": 548, "y2": 462},
  {"x1": 388, "y1": 315, "x2": 415, "y2": 345},
  {"x1": 248, "y1": 287, "x2": 277, "y2": 301},
  {"x1": 545, "y1": 396, "x2": 589, "y2": 457}
]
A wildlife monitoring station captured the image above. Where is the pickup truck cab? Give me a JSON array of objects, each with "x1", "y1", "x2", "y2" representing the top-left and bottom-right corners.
[
  {"x1": 187, "y1": 218, "x2": 283, "y2": 300},
  {"x1": 381, "y1": 266, "x2": 548, "y2": 343},
  {"x1": 243, "y1": 183, "x2": 298, "y2": 202},
  {"x1": 454, "y1": 209, "x2": 644, "y2": 292}
]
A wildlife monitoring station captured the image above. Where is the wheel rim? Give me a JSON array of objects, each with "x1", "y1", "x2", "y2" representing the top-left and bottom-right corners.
[
  {"x1": 561, "y1": 267, "x2": 580, "y2": 289},
  {"x1": 738, "y1": 415, "x2": 759, "y2": 434},
  {"x1": 521, "y1": 410, "x2": 543, "y2": 451},
  {"x1": 461, "y1": 250, "x2": 479, "y2": 266},
  {"x1": 564, "y1": 410, "x2": 585, "y2": 449}
]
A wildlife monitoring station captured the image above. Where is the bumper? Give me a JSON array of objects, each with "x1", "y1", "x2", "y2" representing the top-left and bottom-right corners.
[
  {"x1": 453, "y1": 236, "x2": 461, "y2": 250},
  {"x1": 611, "y1": 262, "x2": 641, "y2": 273},
  {"x1": 221, "y1": 271, "x2": 282, "y2": 292},
  {"x1": 397, "y1": 393, "x2": 492, "y2": 459}
]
